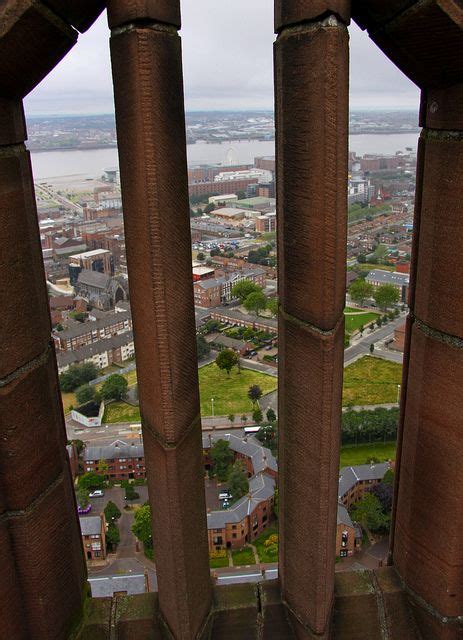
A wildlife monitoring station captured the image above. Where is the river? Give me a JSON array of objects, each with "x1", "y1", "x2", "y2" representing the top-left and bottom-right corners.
[{"x1": 30, "y1": 133, "x2": 420, "y2": 181}]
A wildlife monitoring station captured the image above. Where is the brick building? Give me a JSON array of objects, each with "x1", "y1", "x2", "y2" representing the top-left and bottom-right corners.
[
  {"x1": 193, "y1": 269, "x2": 266, "y2": 308},
  {"x1": 1, "y1": 2, "x2": 462, "y2": 638},
  {"x1": 56, "y1": 330, "x2": 134, "y2": 373},
  {"x1": 338, "y1": 463, "x2": 391, "y2": 509},
  {"x1": 53, "y1": 309, "x2": 132, "y2": 351},
  {"x1": 79, "y1": 514, "x2": 106, "y2": 562},
  {"x1": 83, "y1": 440, "x2": 145, "y2": 481}
]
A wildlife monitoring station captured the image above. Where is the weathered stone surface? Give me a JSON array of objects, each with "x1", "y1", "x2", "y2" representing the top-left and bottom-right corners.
[
  {"x1": 0, "y1": 520, "x2": 28, "y2": 639},
  {"x1": 275, "y1": 0, "x2": 350, "y2": 31},
  {"x1": 394, "y1": 324, "x2": 463, "y2": 618},
  {"x1": 0, "y1": 146, "x2": 51, "y2": 378},
  {"x1": 421, "y1": 84, "x2": 463, "y2": 130},
  {"x1": 0, "y1": 356, "x2": 68, "y2": 511},
  {"x1": 0, "y1": 98, "x2": 26, "y2": 145},
  {"x1": 110, "y1": 26, "x2": 200, "y2": 445},
  {"x1": 8, "y1": 474, "x2": 86, "y2": 640},
  {"x1": 413, "y1": 132, "x2": 463, "y2": 339},
  {"x1": 107, "y1": 0, "x2": 181, "y2": 29},
  {"x1": 43, "y1": 0, "x2": 105, "y2": 32},
  {"x1": 278, "y1": 320, "x2": 344, "y2": 635},
  {"x1": 0, "y1": 1, "x2": 77, "y2": 98},
  {"x1": 142, "y1": 425, "x2": 212, "y2": 639},
  {"x1": 368, "y1": 1, "x2": 463, "y2": 89},
  {"x1": 275, "y1": 22, "x2": 348, "y2": 331}
]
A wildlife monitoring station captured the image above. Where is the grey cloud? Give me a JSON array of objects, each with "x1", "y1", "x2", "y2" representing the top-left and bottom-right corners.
[{"x1": 24, "y1": 5, "x2": 419, "y2": 115}]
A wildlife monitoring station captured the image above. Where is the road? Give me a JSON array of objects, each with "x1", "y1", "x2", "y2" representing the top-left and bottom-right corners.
[{"x1": 344, "y1": 314, "x2": 405, "y2": 365}]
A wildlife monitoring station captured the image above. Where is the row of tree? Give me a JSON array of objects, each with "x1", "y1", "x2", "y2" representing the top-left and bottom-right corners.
[
  {"x1": 73, "y1": 373, "x2": 129, "y2": 407},
  {"x1": 349, "y1": 279, "x2": 400, "y2": 310},
  {"x1": 341, "y1": 407, "x2": 399, "y2": 445},
  {"x1": 231, "y1": 280, "x2": 278, "y2": 317}
]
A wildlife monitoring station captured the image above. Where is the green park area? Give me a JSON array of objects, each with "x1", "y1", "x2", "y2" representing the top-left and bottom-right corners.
[
  {"x1": 103, "y1": 401, "x2": 140, "y2": 424},
  {"x1": 254, "y1": 525, "x2": 279, "y2": 563},
  {"x1": 342, "y1": 356, "x2": 402, "y2": 406},
  {"x1": 231, "y1": 547, "x2": 256, "y2": 566},
  {"x1": 344, "y1": 307, "x2": 379, "y2": 334},
  {"x1": 340, "y1": 441, "x2": 397, "y2": 467},
  {"x1": 198, "y1": 364, "x2": 277, "y2": 416}
]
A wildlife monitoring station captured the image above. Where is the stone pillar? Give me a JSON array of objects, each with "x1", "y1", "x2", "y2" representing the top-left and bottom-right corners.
[
  {"x1": 0, "y1": 98, "x2": 87, "y2": 639},
  {"x1": 392, "y1": 85, "x2": 463, "y2": 639},
  {"x1": 107, "y1": 2, "x2": 212, "y2": 638},
  {"x1": 274, "y1": 3, "x2": 350, "y2": 637}
]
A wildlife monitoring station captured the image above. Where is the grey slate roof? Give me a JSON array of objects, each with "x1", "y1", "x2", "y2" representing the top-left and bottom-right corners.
[
  {"x1": 84, "y1": 439, "x2": 143, "y2": 462},
  {"x1": 58, "y1": 310, "x2": 132, "y2": 340},
  {"x1": 77, "y1": 269, "x2": 111, "y2": 289},
  {"x1": 202, "y1": 433, "x2": 277, "y2": 475},
  {"x1": 56, "y1": 330, "x2": 134, "y2": 368},
  {"x1": 89, "y1": 574, "x2": 147, "y2": 598},
  {"x1": 366, "y1": 269, "x2": 409, "y2": 286},
  {"x1": 338, "y1": 463, "x2": 390, "y2": 500},
  {"x1": 337, "y1": 503, "x2": 354, "y2": 528},
  {"x1": 79, "y1": 516, "x2": 102, "y2": 536}
]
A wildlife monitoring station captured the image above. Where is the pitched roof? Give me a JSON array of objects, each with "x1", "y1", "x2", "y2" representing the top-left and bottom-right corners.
[
  {"x1": 77, "y1": 269, "x2": 111, "y2": 289},
  {"x1": 366, "y1": 269, "x2": 409, "y2": 286},
  {"x1": 338, "y1": 463, "x2": 390, "y2": 500},
  {"x1": 79, "y1": 516, "x2": 102, "y2": 536},
  {"x1": 56, "y1": 330, "x2": 134, "y2": 368},
  {"x1": 84, "y1": 439, "x2": 143, "y2": 462}
]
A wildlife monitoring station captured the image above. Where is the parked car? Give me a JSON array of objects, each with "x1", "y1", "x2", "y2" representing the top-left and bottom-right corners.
[{"x1": 89, "y1": 489, "x2": 104, "y2": 498}]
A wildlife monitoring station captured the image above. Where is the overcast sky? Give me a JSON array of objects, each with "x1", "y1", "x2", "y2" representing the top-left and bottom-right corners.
[{"x1": 24, "y1": 2, "x2": 420, "y2": 116}]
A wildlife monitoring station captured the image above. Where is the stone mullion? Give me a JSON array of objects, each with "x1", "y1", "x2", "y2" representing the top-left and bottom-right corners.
[
  {"x1": 392, "y1": 86, "x2": 463, "y2": 635},
  {"x1": 274, "y1": 3, "x2": 350, "y2": 637},
  {"x1": 0, "y1": 98, "x2": 86, "y2": 639},
  {"x1": 108, "y1": 3, "x2": 212, "y2": 638}
]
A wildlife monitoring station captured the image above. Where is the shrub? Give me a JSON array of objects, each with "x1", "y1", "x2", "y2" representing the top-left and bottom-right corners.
[{"x1": 210, "y1": 549, "x2": 227, "y2": 559}]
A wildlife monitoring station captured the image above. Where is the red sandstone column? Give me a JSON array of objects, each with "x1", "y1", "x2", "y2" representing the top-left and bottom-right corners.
[
  {"x1": 274, "y1": 2, "x2": 350, "y2": 637},
  {"x1": 107, "y1": 2, "x2": 212, "y2": 638},
  {"x1": 392, "y1": 85, "x2": 463, "y2": 639},
  {"x1": 0, "y1": 98, "x2": 87, "y2": 639}
]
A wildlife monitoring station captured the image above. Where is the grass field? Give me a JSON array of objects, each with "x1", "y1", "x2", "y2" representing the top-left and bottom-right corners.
[
  {"x1": 340, "y1": 441, "x2": 397, "y2": 467},
  {"x1": 342, "y1": 356, "x2": 402, "y2": 406},
  {"x1": 103, "y1": 401, "x2": 141, "y2": 424},
  {"x1": 254, "y1": 525, "x2": 279, "y2": 564},
  {"x1": 61, "y1": 392, "x2": 77, "y2": 414},
  {"x1": 198, "y1": 364, "x2": 277, "y2": 416},
  {"x1": 210, "y1": 556, "x2": 229, "y2": 569},
  {"x1": 344, "y1": 310, "x2": 379, "y2": 334},
  {"x1": 231, "y1": 547, "x2": 255, "y2": 566}
]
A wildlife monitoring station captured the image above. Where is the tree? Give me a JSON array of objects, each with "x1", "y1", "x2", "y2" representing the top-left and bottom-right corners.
[
  {"x1": 132, "y1": 503, "x2": 153, "y2": 549},
  {"x1": 350, "y1": 493, "x2": 390, "y2": 532},
  {"x1": 236, "y1": 190, "x2": 246, "y2": 200},
  {"x1": 210, "y1": 439, "x2": 234, "y2": 481},
  {"x1": 248, "y1": 384, "x2": 263, "y2": 404},
  {"x1": 373, "y1": 284, "x2": 400, "y2": 311},
  {"x1": 228, "y1": 414, "x2": 235, "y2": 426},
  {"x1": 369, "y1": 343, "x2": 375, "y2": 354},
  {"x1": 76, "y1": 486, "x2": 89, "y2": 509},
  {"x1": 204, "y1": 202, "x2": 215, "y2": 214},
  {"x1": 59, "y1": 362, "x2": 98, "y2": 392},
  {"x1": 376, "y1": 317, "x2": 383, "y2": 328},
  {"x1": 78, "y1": 472, "x2": 105, "y2": 491},
  {"x1": 69, "y1": 439, "x2": 85, "y2": 455},
  {"x1": 241, "y1": 414, "x2": 248, "y2": 426},
  {"x1": 266, "y1": 297, "x2": 278, "y2": 317},
  {"x1": 75, "y1": 384, "x2": 98, "y2": 406},
  {"x1": 349, "y1": 279, "x2": 374, "y2": 306},
  {"x1": 100, "y1": 374, "x2": 128, "y2": 401},
  {"x1": 215, "y1": 349, "x2": 239, "y2": 376},
  {"x1": 227, "y1": 461, "x2": 249, "y2": 503},
  {"x1": 125, "y1": 484, "x2": 140, "y2": 502},
  {"x1": 243, "y1": 291, "x2": 267, "y2": 316},
  {"x1": 357, "y1": 254, "x2": 367, "y2": 264},
  {"x1": 197, "y1": 252, "x2": 205, "y2": 261},
  {"x1": 231, "y1": 280, "x2": 261, "y2": 303},
  {"x1": 196, "y1": 335, "x2": 211, "y2": 361},
  {"x1": 104, "y1": 500, "x2": 121, "y2": 523},
  {"x1": 273, "y1": 488, "x2": 279, "y2": 518},
  {"x1": 369, "y1": 482, "x2": 393, "y2": 514},
  {"x1": 369, "y1": 323, "x2": 375, "y2": 333},
  {"x1": 106, "y1": 523, "x2": 120, "y2": 550},
  {"x1": 266, "y1": 408, "x2": 276, "y2": 423},
  {"x1": 252, "y1": 407, "x2": 263, "y2": 424}
]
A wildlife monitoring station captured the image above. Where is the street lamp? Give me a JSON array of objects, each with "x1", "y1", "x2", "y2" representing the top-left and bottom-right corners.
[
  {"x1": 211, "y1": 398, "x2": 215, "y2": 417},
  {"x1": 397, "y1": 384, "x2": 401, "y2": 404}
]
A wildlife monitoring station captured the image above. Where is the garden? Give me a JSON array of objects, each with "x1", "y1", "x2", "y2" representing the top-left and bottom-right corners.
[{"x1": 254, "y1": 527, "x2": 279, "y2": 564}]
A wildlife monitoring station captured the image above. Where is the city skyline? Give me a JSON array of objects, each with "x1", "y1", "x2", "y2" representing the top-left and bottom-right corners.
[{"x1": 24, "y1": 4, "x2": 420, "y2": 116}]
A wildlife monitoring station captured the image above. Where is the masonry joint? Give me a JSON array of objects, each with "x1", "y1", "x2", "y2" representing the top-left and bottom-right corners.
[
  {"x1": 0, "y1": 471, "x2": 64, "y2": 521},
  {"x1": 0, "y1": 142, "x2": 26, "y2": 156},
  {"x1": 280, "y1": 308, "x2": 343, "y2": 338},
  {"x1": 141, "y1": 413, "x2": 202, "y2": 451},
  {"x1": 423, "y1": 128, "x2": 463, "y2": 142},
  {"x1": 411, "y1": 315, "x2": 463, "y2": 349},
  {"x1": 276, "y1": 13, "x2": 347, "y2": 38},
  {"x1": 111, "y1": 20, "x2": 178, "y2": 38},
  {"x1": 0, "y1": 344, "x2": 51, "y2": 388}
]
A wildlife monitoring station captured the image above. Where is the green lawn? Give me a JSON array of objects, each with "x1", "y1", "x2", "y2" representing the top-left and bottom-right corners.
[
  {"x1": 210, "y1": 556, "x2": 229, "y2": 569},
  {"x1": 61, "y1": 392, "x2": 77, "y2": 414},
  {"x1": 103, "y1": 401, "x2": 141, "y2": 423},
  {"x1": 343, "y1": 356, "x2": 402, "y2": 406},
  {"x1": 199, "y1": 364, "x2": 277, "y2": 416},
  {"x1": 340, "y1": 441, "x2": 397, "y2": 467},
  {"x1": 231, "y1": 546, "x2": 256, "y2": 566},
  {"x1": 254, "y1": 525, "x2": 279, "y2": 564},
  {"x1": 344, "y1": 311, "x2": 379, "y2": 334}
]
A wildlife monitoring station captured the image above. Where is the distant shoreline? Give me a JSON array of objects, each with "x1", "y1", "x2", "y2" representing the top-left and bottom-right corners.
[{"x1": 28, "y1": 129, "x2": 420, "y2": 154}]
